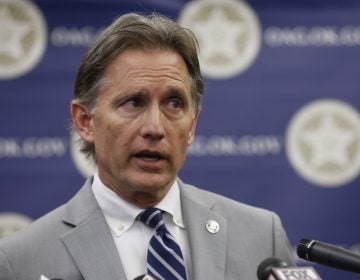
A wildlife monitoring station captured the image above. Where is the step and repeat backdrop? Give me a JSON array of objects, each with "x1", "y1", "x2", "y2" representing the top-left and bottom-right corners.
[{"x1": 1, "y1": 0, "x2": 360, "y2": 279}]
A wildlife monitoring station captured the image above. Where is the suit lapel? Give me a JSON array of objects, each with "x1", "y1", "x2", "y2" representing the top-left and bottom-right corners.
[
  {"x1": 60, "y1": 179, "x2": 126, "y2": 280},
  {"x1": 59, "y1": 178, "x2": 227, "y2": 280},
  {"x1": 180, "y1": 181, "x2": 227, "y2": 280}
]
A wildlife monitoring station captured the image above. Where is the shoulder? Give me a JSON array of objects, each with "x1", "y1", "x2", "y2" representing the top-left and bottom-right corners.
[
  {"x1": 0, "y1": 205, "x2": 70, "y2": 279},
  {"x1": 0, "y1": 179, "x2": 95, "y2": 252},
  {"x1": 180, "y1": 181, "x2": 294, "y2": 264},
  {"x1": 0, "y1": 180, "x2": 99, "y2": 279},
  {"x1": 181, "y1": 182, "x2": 274, "y2": 215},
  {"x1": 0, "y1": 205, "x2": 67, "y2": 252},
  {"x1": 180, "y1": 181, "x2": 282, "y2": 229}
]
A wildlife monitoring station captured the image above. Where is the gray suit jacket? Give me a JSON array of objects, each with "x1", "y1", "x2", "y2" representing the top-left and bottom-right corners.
[{"x1": 0, "y1": 178, "x2": 294, "y2": 280}]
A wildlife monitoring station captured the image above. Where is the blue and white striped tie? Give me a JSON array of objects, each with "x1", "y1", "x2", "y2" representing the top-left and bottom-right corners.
[{"x1": 140, "y1": 208, "x2": 187, "y2": 280}]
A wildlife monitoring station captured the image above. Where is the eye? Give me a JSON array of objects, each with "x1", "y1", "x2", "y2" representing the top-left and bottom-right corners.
[
  {"x1": 123, "y1": 96, "x2": 144, "y2": 109},
  {"x1": 168, "y1": 97, "x2": 184, "y2": 109}
]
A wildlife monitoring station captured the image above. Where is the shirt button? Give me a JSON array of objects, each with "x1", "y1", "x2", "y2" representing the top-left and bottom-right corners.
[{"x1": 118, "y1": 224, "x2": 124, "y2": 231}]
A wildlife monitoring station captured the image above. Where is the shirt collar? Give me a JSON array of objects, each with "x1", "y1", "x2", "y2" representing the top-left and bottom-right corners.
[
  {"x1": 92, "y1": 173, "x2": 185, "y2": 236},
  {"x1": 154, "y1": 178, "x2": 185, "y2": 229}
]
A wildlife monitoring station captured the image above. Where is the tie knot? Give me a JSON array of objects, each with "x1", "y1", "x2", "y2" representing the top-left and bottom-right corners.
[{"x1": 139, "y1": 208, "x2": 165, "y2": 232}]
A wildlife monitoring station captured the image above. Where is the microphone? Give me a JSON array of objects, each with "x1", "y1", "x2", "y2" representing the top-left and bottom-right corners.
[
  {"x1": 257, "y1": 257, "x2": 289, "y2": 279},
  {"x1": 133, "y1": 275, "x2": 160, "y2": 280},
  {"x1": 257, "y1": 257, "x2": 322, "y2": 280},
  {"x1": 297, "y1": 238, "x2": 360, "y2": 274}
]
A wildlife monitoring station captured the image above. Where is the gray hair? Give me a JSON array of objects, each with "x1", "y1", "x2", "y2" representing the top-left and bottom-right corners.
[{"x1": 73, "y1": 12, "x2": 204, "y2": 160}]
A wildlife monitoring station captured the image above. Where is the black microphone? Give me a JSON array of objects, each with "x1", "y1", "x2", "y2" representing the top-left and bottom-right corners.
[
  {"x1": 257, "y1": 257, "x2": 289, "y2": 279},
  {"x1": 257, "y1": 257, "x2": 322, "y2": 280},
  {"x1": 133, "y1": 275, "x2": 160, "y2": 280},
  {"x1": 297, "y1": 238, "x2": 360, "y2": 274}
]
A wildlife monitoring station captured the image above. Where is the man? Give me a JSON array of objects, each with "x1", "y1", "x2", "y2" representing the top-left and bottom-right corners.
[{"x1": 0, "y1": 13, "x2": 294, "y2": 280}]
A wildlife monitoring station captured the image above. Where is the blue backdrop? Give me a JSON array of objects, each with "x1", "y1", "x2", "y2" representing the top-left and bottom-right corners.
[{"x1": 1, "y1": 0, "x2": 360, "y2": 279}]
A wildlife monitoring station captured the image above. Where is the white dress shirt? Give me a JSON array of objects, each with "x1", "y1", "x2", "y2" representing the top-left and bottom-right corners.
[{"x1": 92, "y1": 173, "x2": 192, "y2": 280}]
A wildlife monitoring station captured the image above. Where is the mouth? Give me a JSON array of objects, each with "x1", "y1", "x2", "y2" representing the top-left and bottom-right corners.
[{"x1": 133, "y1": 150, "x2": 167, "y2": 162}]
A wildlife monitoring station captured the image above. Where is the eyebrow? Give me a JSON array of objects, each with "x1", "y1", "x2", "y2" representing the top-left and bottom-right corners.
[
  {"x1": 110, "y1": 90, "x2": 147, "y2": 106},
  {"x1": 166, "y1": 86, "x2": 189, "y2": 98}
]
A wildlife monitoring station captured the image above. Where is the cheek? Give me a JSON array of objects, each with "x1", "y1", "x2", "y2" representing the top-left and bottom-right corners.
[
  {"x1": 105, "y1": 123, "x2": 117, "y2": 137},
  {"x1": 176, "y1": 125, "x2": 193, "y2": 149},
  {"x1": 94, "y1": 119, "x2": 122, "y2": 151},
  {"x1": 107, "y1": 120, "x2": 139, "y2": 151},
  {"x1": 100, "y1": 123, "x2": 116, "y2": 142}
]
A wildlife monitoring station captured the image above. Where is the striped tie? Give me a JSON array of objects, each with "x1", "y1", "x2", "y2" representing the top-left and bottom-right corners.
[{"x1": 139, "y1": 208, "x2": 187, "y2": 280}]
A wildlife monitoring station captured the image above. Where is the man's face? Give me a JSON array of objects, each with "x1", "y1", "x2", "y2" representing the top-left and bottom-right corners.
[{"x1": 75, "y1": 49, "x2": 198, "y2": 206}]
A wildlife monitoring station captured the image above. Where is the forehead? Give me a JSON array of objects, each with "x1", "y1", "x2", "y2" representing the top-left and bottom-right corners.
[{"x1": 104, "y1": 48, "x2": 191, "y2": 91}]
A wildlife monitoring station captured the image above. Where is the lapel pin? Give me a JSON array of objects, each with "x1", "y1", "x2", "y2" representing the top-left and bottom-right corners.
[{"x1": 206, "y1": 220, "x2": 220, "y2": 233}]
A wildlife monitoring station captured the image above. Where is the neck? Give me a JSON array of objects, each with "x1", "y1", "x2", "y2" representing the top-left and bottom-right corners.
[{"x1": 105, "y1": 183, "x2": 171, "y2": 209}]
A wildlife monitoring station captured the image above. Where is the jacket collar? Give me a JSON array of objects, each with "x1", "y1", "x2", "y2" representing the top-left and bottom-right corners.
[
  {"x1": 61, "y1": 178, "x2": 126, "y2": 280},
  {"x1": 179, "y1": 179, "x2": 227, "y2": 280}
]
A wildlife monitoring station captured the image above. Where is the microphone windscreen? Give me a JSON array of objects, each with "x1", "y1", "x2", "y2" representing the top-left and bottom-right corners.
[{"x1": 297, "y1": 238, "x2": 313, "y2": 260}]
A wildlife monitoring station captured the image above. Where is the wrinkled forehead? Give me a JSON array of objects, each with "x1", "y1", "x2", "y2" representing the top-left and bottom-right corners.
[{"x1": 105, "y1": 48, "x2": 191, "y2": 88}]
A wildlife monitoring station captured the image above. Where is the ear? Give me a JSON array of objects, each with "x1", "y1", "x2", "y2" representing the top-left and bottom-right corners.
[
  {"x1": 188, "y1": 111, "x2": 200, "y2": 146},
  {"x1": 71, "y1": 101, "x2": 95, "y2": 144}
]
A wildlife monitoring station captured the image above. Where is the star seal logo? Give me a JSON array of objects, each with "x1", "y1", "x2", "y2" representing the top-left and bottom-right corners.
[
  {"x1": 0, "y1": 212, "x2": 32, "y2": 238},
  {"x1": 178, "y1": 0, "x2": 261, "y2": 79},
  {"x1": 286, "y1": 99, "x2": 360, "y2": 187},
  {"x1": 0, "y1": 0, "x2": 47, "y2": 79}
]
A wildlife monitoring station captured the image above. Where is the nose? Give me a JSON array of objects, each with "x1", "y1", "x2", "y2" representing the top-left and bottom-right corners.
[{"x1": 139, "y1": 104, "x2": 165, "y2": 141}]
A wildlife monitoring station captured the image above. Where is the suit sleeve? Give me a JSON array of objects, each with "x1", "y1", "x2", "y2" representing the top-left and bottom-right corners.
[
  {"x1": 272, "y1": 212, "x2": 295, "y2": 265},
  {"x1": 0, "y1": 248, "x2": 15, "y2": 280}
]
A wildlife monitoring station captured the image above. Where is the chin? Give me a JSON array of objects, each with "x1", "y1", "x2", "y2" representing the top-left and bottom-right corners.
[{"x1": 133, "y1": 175, "x2": 173, "y2": 194}]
